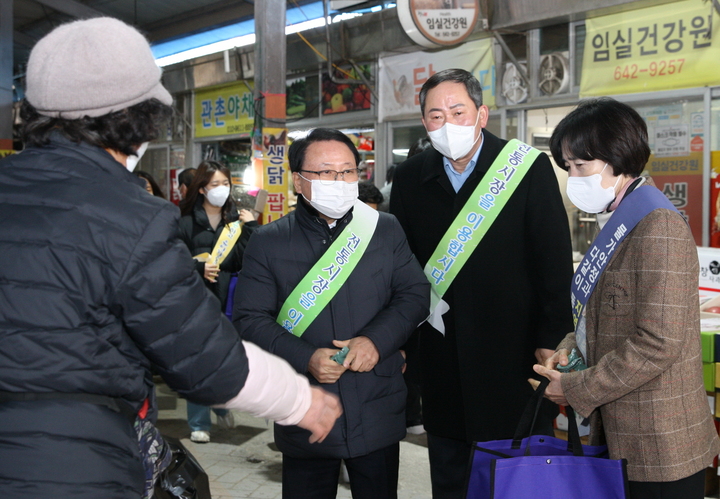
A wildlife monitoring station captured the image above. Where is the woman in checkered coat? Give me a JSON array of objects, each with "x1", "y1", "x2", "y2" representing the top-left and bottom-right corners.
[{"x1": 535, "y1": 97, "x2": 720, "y2": 499}]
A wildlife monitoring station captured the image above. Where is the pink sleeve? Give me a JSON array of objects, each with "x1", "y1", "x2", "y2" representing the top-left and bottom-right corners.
[{"x1": 219, "y1": 341, "x2": 312, "y2": 426}]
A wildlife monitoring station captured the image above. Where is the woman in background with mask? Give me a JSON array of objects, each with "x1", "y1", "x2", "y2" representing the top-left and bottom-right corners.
[
  {"x1": 179, "y1": 159, "x2": 257, "y2": 443},
  {"x1": 533, "y1": 98, "x2": 719, "y2": 499}
]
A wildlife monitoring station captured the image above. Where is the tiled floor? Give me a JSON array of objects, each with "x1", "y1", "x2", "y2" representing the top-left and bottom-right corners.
[
  {"x1": 154, "y1": 382, "x2": 432, "y2": 499},
  {"x1": 154, "y1": 382, "x2": 720, "y2": 499}
]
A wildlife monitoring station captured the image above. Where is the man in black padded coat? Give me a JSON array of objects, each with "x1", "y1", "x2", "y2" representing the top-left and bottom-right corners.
[{"x1": 235, "y1": 128, "x2": 430, "y2": 499}]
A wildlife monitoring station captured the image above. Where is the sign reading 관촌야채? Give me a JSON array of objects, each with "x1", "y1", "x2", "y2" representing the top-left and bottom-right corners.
[{"x1": 194, "y1": 81, "x2": 255, "y2": 139}]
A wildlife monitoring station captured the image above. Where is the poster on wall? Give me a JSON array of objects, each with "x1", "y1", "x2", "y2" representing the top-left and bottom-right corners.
[
  {"x1": 194, "y1": 81, "x2": 255, "y2": 139},
  {"x1": 321, "y1": 65, "x2": 373, "y2": 116},
  {"x1": 377, "y1": 37, "x2": 495, "y2": 122},
  {"x1": 168, "y1": 149, "x2": 186, "y2": 206},
  {"x1": 654, "y1": 125, "x2": 690, "y2": 157},
  {"x1": 646, "y1": 152, "x2": 702, "y2": 245},
  {"x1": 287, "y1": 76, "x2": 320, "y2": 120},
  {"x1": 262, "y1": 128, "x2": 289, "y2": 224},
  {"x1": 711, "y1": 151, "x2": 720, "y2": 248},
  {"x1": 581, "y1": 0, "x2": 720, "y2": 97}
]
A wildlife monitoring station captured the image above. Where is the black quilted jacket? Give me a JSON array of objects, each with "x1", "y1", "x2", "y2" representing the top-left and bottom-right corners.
[{"x1": 0, "y1": 135, "x2": 249, "y2": 498}]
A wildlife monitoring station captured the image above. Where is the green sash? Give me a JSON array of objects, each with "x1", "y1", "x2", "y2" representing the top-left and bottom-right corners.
[
  {"x1": 424, "y1": 139, "x2": 540, "y2": 333},
  {"x1": 277, "y1": 200, "x2": 379, "y2": 336}
]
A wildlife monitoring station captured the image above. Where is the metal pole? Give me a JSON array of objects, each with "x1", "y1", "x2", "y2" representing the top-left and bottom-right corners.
[
  {"x1": 0, "y1": 0, "x2": 13, "y2": 150},
  {"x1": 254, "y1": 0, "x2": 287, "y2": 128}
]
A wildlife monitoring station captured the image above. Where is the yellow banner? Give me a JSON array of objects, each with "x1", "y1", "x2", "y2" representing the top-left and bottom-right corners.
[
  {"x1": 194, "y1": 81, "x2": 255, "y2": 138},
  {"x1": 581, "y1": 0, "x2": 720, "y2": 97},
  {"x1": 646, "y1": 151, "x2": 703, "y2": 176},
  {"x1": 192, "y1": 221, "x2": 243, "y2": 265},
  {"x1": 262, "y1": 128, "x2": 289, "y2": 223}
]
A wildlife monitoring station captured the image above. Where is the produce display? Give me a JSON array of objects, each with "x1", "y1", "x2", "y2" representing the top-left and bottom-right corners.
[{"x1": 321, "y1": 66, "x2": 372, "y2": 114}]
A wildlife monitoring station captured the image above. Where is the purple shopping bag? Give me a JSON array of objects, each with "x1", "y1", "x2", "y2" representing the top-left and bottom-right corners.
[
  {"x1": 490, "y1": 454, "x2": 627, "y2": 499},
  {"x1": 465, "y1": 378, "x2": 628, "y2": 499},
  {"x1": 224, "y1": 274, "x2": 238, "y2": 320}
]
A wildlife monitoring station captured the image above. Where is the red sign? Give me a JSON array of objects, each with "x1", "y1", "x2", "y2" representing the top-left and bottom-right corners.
[{"x1": 691, "y1": 135, "x2": 704, "y2": 152}]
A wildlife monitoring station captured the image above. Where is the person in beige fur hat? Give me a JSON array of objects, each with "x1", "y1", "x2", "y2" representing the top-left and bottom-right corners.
[{"x1": 0, "y1": 17, "x2": 341, "y2": 499}]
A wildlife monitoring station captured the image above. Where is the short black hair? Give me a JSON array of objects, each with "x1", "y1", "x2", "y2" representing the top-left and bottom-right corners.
[
  {"x1": 407, "y1": 137, "x2": 432, "y2": 158},
  {"x1": 20, "y1": 98, "x2": 173, "y2": 157},
  {"x1": 419, "y1": 69, "x2": 483, "y2": 116},
  {"x1": 385, "y1": 164, "x2": 397, "y2": 184},
  {"x1": 178, "y1": 168, "x2": 196, "y2": 188},
  {"x1": 135, "y1": 170, "x2": 165, "y2": 199},
  {"x1": 289, "y1": 128, "x2": 360, "y2": 173},
  {"x1": 358, "y1": 181, "x2": 384, "y2": 205},
  {"x1": 549, "y1": 97, "x2": 650, "y2": 177}
]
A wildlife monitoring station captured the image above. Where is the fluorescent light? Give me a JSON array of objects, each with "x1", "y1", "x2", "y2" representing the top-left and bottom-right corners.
[
  {"x1": 286, "y1": 17, "x2": 327, "y2": 34},
  {"x1": 156, "y1": 11, "x2": 368, "y2": 67},
  {"x1": 392, "y1": 149, "x2": 410, "y2": 156},
  {"x1": 156, "y1": 34, "x2": 255, "y2": 67}
]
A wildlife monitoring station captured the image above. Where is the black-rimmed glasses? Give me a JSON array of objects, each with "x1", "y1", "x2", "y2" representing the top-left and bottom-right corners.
[{"x1": 299, "y1": 168, "x2": 360, "y2": 185}]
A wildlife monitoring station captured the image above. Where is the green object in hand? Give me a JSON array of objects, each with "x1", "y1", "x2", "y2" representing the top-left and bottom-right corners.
[
  {"x1": 557, "y1": 348, "x2": 588, "y2": 373},
  {"x1": 331, "y1": 346, "x2": 349, "y2": 365}
]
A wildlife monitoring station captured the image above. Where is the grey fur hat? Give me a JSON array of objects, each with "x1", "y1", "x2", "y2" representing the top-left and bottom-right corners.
[{"x1": 26, "y1": 17, "x2": 172, "y2": 119}]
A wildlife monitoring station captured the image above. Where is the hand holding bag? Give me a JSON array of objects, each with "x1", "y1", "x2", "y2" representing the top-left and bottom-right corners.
[{"x1": 465, "y1": 378, "x2": 629, "y2": 499}]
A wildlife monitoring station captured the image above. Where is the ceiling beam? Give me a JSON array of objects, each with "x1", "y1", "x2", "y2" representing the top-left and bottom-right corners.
[
  {"x1": 141, "y1": 0, "x2": 255, "y2": 42},
  {"x1": 13, "y1": 30, "x2": 37, "y2": 48},
  {"x1": 32, "y1": 0, "x2": 103, "y2": 20}
]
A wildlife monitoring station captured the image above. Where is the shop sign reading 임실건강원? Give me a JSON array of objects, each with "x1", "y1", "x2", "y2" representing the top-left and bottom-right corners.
[
  {"x1": 581, "y1": 0, "x2": 720, "y2": 97},
  {"x1": 396, "y1": 0, "x2": 480, "y2": 49}
]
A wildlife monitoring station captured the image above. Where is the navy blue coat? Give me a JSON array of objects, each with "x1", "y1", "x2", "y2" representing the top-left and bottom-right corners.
[
  {"x1": 234, "y1": 199, "x2": 430, "y2": 458},
  {"x1": 0, "y1": 136, "x2": 249, "y2": 498}
]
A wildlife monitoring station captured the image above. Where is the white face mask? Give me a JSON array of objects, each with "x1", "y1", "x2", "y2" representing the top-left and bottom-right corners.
[
  {"x1": 205, "y1": 185, "x2": 230, "y2": 207},
  {"x1": 125, "y1": 142, "x2": 149, "y2": 172},
  {"x1": 427, "y1": 111, "x2": 481, "y2": 161},
  {"x1": 301, "y1": 177, "x2": 358, "y2": 219},
  {"x1": 566, "y1": 163, "x2": 620, "y2": 213}
]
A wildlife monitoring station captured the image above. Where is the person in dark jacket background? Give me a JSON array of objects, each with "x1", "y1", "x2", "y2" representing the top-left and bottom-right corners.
[
  {"x1": 136, "y1": 170, "x2": 165, "y2": 198},
  {"x1": 177, "y1": 167, "x2": 197, "y2": 205},
  {"x1": 0, "y1": 17, "x2": 341, "y2": 499},
  {"x1": 179, "y1": 160, "x2": 257, "y2": 326},
  {"x1": 178, "y1": 159, "x2": 258, "y2": 443},
  {"x1": 235, "y1": 128, "x2": 430, "y2": 499}
]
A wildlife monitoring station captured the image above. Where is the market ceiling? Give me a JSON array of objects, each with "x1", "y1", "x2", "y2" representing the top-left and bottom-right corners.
[{"x1": 11, "y1": 0, "x2": 331, "y2": 75}]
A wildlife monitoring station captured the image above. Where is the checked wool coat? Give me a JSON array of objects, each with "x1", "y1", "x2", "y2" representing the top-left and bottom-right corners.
[{"x1": 559, "y1": 184, "x2": 720, "y2": 482}]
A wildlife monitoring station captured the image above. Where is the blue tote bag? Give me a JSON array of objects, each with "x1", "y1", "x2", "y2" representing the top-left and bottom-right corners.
[{"x1": 465, "y1": 378, "x2": 629, "y2": 499}]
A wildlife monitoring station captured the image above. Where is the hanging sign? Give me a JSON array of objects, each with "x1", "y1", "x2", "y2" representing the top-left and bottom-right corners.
[
  {"x1": 194, "y1": 81, "x2": 255, "y2": 139},
  {"x1": 262, "y1": 127, "x2": 289, "y2": 223},
  {"x1": 581, "y1": 0, "x2": 720, "y2": 97},
  {"x1": 397, "y1": 0, "x2": 480, "y2": 49}
]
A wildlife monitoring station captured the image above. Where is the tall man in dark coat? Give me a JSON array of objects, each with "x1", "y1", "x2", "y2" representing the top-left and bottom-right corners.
[
  {"x1": 235, "y1": 128, "x2": 430, "y2": 499},
  {"x1": 390, "y1": 69, "x2": 573, "y2": 498}
]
